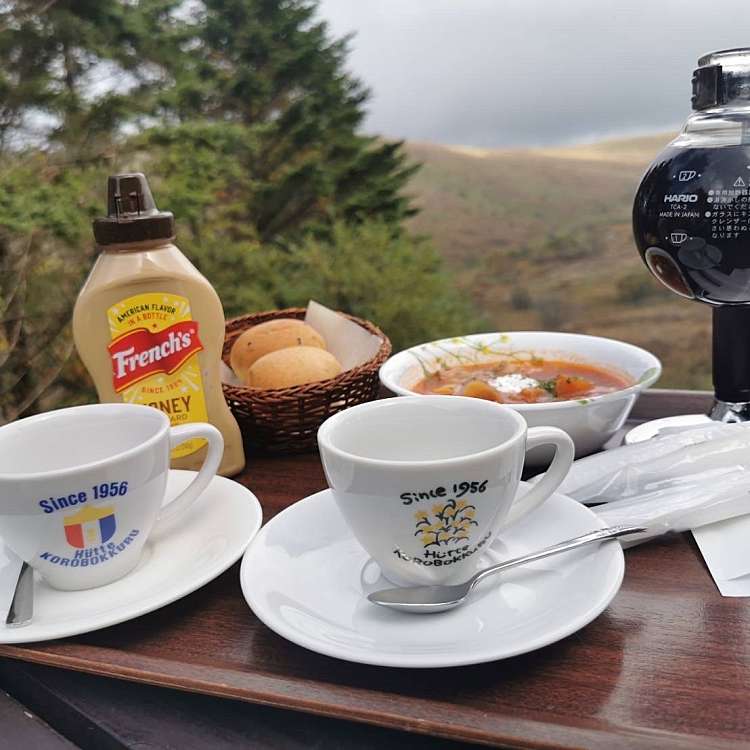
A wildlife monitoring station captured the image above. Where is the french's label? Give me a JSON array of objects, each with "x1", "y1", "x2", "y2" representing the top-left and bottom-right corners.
[
  {"x1": 109, "y1": 321, "x2": 203, "y2": 392},
  {"x1": 107, "y1": 293, "x2": 209, "y2": 458}
]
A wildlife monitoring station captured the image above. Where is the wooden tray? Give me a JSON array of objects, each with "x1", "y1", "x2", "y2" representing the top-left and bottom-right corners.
[{"x1": 3, "y1": 390, "x2": 741, "y2": 750}]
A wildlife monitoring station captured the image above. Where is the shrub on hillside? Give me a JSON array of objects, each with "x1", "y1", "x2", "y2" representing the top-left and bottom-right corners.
[
  {"x1": 510, "y1": 286, "x2": 532, "y2": 310},
  {"x1": 616, "y1": 272, "x2": 665, "y2": 304},
  {"x1": 531, "y1": 232, "x2": 592, "y2": 261},
  {"x1": 534, "y1": 294, "x2": 571, "y2": 330}
]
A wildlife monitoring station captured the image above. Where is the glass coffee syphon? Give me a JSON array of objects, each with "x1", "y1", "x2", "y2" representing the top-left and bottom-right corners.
[{"x1": 634, "y1": 48, "x2": 750, "y2": 421}]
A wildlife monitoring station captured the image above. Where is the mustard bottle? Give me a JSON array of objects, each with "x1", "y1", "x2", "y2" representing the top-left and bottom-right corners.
[{"x1": 73, "y1": 173, "x2": 245, "y2": 476}]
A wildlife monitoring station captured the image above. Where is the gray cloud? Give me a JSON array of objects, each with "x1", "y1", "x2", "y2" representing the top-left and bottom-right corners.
[{"x1": 319, "y1": 0, "x2": 750, "y2": 146}]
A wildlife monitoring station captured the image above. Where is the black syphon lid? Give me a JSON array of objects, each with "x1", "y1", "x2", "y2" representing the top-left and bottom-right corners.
[
  {"x1": 93, "y1": 173, "x2": 175, "y2": 245},
  {"x1": 692, "y1": 48, "x2": 750, "y2": 111}
]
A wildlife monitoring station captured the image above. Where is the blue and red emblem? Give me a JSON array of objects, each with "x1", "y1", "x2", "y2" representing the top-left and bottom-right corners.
[{"x1": 63, "y1": 505, "x2": 116, "y2": 549}]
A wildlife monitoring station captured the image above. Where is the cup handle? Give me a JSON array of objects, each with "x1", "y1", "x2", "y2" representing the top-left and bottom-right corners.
[
  {"x1": 503, "y1": 426, "x2": 575, "y2": 527},
  {"x1": 157, "y1": 423, "x2": 224, "y2": 526}
]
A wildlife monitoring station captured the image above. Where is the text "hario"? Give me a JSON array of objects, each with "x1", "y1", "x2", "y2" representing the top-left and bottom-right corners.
[{"x1": 663, "y1": 194, "x2": 698, "y2": 203}]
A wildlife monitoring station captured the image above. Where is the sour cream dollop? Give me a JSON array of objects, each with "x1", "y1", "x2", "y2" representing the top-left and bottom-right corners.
[{"x1": 486, "y1": 373, "x2": 539, "y2": 395}]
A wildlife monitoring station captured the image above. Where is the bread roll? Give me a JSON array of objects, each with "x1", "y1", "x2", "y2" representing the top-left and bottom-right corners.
[
  {"x1": 245, "y1": 346, "x2": 342, "y2": 389},
  {"x1": 230, "y1": 318, "x2": 325, "y2": 379}
]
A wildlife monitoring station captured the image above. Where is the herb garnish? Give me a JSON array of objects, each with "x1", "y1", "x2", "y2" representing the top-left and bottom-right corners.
[{"x1": 538, "y1": 378, "x2": 557, "y2": 396}]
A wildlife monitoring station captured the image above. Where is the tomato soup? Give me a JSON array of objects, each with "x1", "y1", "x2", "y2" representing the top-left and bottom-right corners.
[{"x1": 414, "y1": 358, "x2": 633, "y2": 404}]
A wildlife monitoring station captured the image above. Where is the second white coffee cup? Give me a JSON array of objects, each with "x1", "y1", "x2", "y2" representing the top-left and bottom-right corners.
[{"x1": 318, "y1": 396, "x2": 575, "y2": 586}]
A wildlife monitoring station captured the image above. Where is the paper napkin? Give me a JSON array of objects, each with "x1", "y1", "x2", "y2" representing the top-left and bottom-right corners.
[
  {"x1": 693, "y1": 516, "x2": 750, "y2": 596},
  {"x1": 304, "y1": 300, "x2": 382, "y2": 370},
  {"x1": 552, "y1": 420, "x2": 750, "y2": 598}
]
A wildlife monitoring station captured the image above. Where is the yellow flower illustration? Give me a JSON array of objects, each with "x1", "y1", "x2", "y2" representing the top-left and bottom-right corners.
[{"x1": 414, "y1": 497, "x2": 480, "y2": 548}]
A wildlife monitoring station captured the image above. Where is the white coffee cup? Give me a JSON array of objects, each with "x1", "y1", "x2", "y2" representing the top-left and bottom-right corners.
[
  {"x1": 0, "y1": 403, "x2": 223, "y2": 590},
  {"x1": 318, "y1": 396, "x2": 575, "y2": 586}
]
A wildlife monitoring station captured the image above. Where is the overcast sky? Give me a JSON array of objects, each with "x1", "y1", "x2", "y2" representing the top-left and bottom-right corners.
[{"x1": 318, "y1": 0, "x2": 750, "y2": 147}]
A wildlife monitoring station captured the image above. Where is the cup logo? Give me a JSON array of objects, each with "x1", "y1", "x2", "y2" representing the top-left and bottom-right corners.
[
  {"x1": 39, "y1": 500, "x2": 140, "y2": 570},
  {"x1": 393, "y1": 479, "x2": 501, "y2": 568},
  {"x1": 414, "y1": 499, "x2": 478, "y2": 548},
  {"x1": 63, "y1": 505, "x2": 116, "y2": 549}
]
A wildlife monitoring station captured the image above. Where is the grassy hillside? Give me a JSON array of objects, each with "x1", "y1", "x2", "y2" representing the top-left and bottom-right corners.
[{"x1": 405, "y1": 135, "x2": 713, "y2": 390}]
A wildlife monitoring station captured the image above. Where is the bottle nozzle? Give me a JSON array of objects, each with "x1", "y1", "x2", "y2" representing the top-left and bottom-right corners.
[
  {"x1": 94, "y1": 172, "x2": 175, "y2": 246},
  {"x1": 107, "y1": 173, "x2": 158, "y2": 219}
]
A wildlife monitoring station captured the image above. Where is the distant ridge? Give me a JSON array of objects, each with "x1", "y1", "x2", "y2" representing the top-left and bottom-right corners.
[
  {"x1": 414, "y1": 133, "x2": 677, "y2": 166},
  {"x1": 528, "y1": 133, "x2": 678, "y2": 164}
]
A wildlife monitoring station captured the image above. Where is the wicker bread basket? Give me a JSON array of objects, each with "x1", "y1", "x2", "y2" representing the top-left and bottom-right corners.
[{"x1": 222, "y1": 308, "x2": 392, "y2": 454}]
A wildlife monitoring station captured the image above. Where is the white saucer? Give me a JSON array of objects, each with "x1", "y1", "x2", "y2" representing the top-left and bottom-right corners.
[
  {"x1": 0, "y1": 470, "x2": 262, "y2": 644},
  {"x1": 240, "y1": 484, "x2": 624, "y2": 668}
]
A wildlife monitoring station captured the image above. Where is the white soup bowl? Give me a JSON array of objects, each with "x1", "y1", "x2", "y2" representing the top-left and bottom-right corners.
[{"x1": 379, "y1": 331, "x2": 661, "y2": 463}]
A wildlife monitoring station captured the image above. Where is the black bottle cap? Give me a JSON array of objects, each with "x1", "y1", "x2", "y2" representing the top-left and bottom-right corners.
[
  {"x1": 692, "y1": 48, "x2": 750, "y2": 111},
  {"x1": 93, "y1": 173, "x2": 175, "y2": 245}
]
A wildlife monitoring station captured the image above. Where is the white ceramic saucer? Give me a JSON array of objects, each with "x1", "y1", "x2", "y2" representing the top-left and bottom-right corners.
[
  {"x1": 0, "y1": 470, "x2": 262, "y2": 644},
  {"x1": 241, "y1": 483, "x2": 624, "y2": 668}
]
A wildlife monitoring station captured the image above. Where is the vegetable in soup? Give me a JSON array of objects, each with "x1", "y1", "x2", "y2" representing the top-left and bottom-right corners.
[{"x1": 414, "y1": 358, "x2": 633, "y2": 404}]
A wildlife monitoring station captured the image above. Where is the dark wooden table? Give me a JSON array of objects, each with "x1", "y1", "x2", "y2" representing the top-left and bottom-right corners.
[{"x1": 5, "y1": 389, "x2": 746, "y2": 750}]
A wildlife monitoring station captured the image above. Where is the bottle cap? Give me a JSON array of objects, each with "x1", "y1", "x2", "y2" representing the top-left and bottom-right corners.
[
  {"x1": 93, "y1": 173, "x2": 175, "y2": 245},
  {"x1": 692, "y1": 48, "x2": 750, "y2": 111}
]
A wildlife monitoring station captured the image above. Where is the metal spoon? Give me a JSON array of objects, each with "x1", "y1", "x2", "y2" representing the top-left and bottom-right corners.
[
  {"x1": 368, "y1": 524, "x2": 646, "y2": 614},
  {"x1": 5, "y1": 560, "x2": 34, "y2": 628}
]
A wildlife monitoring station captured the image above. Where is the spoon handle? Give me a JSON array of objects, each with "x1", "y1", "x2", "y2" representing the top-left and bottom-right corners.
[
  {"x1": 5, "y1": 560, "x2": 33, "y2": 628},
  {"x1": 469, "y1": 524, "x2": 646, "y2": 591}
]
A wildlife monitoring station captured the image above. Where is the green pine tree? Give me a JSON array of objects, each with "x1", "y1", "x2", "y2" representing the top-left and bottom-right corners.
[{"x1": 147, "y1": 0, "x2": 417, "y2": 242}]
